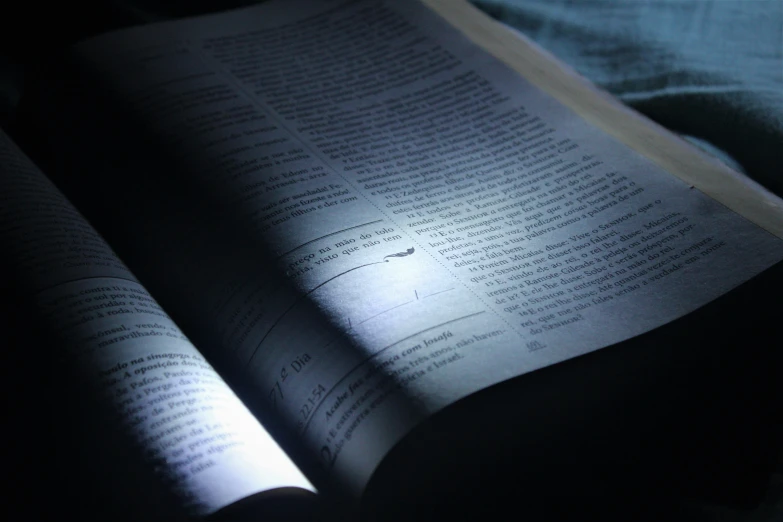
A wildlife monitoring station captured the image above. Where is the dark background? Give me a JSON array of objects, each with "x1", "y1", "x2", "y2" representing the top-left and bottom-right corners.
[{"x1": 1, "y1": 1, "x2": 781, "y2": 521}]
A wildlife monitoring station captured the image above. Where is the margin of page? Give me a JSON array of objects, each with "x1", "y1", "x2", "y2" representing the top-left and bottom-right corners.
[{"x1": 422, "y1": 0, "x2": 783, "y2": 239}]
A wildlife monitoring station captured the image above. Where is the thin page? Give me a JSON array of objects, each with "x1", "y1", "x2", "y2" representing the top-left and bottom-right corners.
[
  {"x1": 0, "y1": 129, "x2": 314, "y2": 517},
  {"x1": 36, "y1": 0, "x2": 783, "y2": 497}
]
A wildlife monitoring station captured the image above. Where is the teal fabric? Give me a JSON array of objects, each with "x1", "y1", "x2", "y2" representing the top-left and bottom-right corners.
[{"x1": 472, "y1": 0, "x2": 783, "y2": 197}]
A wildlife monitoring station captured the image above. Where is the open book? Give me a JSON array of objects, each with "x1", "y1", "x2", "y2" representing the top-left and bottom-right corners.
[{"x1": 3, "y1": 0, "x2": 783, "y2": 519}]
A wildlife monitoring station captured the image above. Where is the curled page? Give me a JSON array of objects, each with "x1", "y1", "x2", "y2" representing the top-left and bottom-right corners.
[{"x1": 0, "y1": 129, "x2": 315, "y2": 517}]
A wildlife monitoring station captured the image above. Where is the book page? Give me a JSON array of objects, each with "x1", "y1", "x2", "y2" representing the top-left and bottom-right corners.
[
  {"x1": 30, "y1": 0, "x2": 783, "y2": 498},
  {"x1": 0, "y1": 129, "x2": 314, "y2": 517},
  {"x1": 426, "y1": 0, "x2": 783, "y2": 238}
]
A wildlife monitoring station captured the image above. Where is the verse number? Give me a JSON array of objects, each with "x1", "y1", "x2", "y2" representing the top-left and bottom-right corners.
[{"x1": 299, "y1": 384, "x2": 327, "y2": 422}]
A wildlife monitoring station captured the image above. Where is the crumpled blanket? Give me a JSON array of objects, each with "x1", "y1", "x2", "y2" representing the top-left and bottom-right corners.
[{"x1": 472, "y1": 0, "x2": 783, "y2": 198}]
